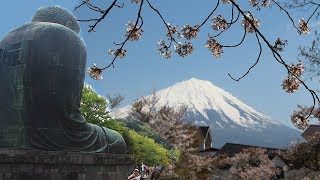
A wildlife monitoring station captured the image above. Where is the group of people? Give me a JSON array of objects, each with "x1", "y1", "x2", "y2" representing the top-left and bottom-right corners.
[{"x1": 128, "y1": 162, "x2": 161, "y2": 180}]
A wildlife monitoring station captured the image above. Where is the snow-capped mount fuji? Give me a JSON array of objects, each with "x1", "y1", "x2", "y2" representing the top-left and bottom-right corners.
[{"x1": 115, "y1": 78, "x2": 301, "y2": 148}]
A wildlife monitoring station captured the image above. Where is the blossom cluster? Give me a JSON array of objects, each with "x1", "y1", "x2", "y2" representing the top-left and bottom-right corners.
[
  {"x1": 126, "y1": 21, "x2": 143, "y2": 41},
  {"x1": 273, "y1": 38, "x2": 287, "y2": 52},
  {"x1": 241, "y1": 12, "x2": 260, "y2": 33},
  {"x1": 291, "y1": 106, "x2": 310, "y2": 130},
  {"x1": 157, "y1": 40, "x2": 172, "y2": 59},
  {"x1": 212, "y1": 14, "x2": 229, "y2": 31},
  {"x1": 166, "y1": 24, "x2": 179, "y2": 40},
  {"x1": 174, "y1": 42, "x2": 194, "y2": 57},
  {"x1": 291, "y1": 106, "x2": 320, "y2": 130},
  {"x1": 298, "y1": 18, "x2": 311, "y2": 34},
  {"x1": 157, "y1": 24, "x2": 198, "y2": 59},
  {"x1": 87, "y1": 63, "x2": 103, "y2": 80},
  {"x1": 179, "y1": 25, "x2": 200, "y2": 40},
  {"x1": 282, "y1": 76, "x2": 301, "y2": 93},
  {"x1": 205, "y1": 37, "x2": 223, "y2": 58},
  {"x1": 282, "y1": 62, "x2": 304, "y2": 93},
  {"x1": 290, "y1": 62, "x2": 304, "y2": 77},
  {"x1": 108, "y1": 48, "x2": 127, "y2": 58}
]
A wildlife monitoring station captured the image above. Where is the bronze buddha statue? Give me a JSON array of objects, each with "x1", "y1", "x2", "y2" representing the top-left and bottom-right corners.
[{"x1": 0, "y1": 6, "x2": 126, "y2": 153}]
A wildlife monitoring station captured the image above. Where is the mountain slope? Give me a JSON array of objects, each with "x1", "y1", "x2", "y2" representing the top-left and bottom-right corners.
[{"x1": 115, "y1": 78, "x2": 302, "y2": 148}]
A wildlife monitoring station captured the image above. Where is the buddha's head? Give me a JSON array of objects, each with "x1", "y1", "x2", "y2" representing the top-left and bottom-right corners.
[{"x1": 32, "y1": 6, "x2": 80, "y2": 34}]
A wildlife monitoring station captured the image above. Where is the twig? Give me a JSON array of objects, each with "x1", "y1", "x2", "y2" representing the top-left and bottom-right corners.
[
  {"x1": 146, "y1": 0, "x2": 177, "y2": 45},
  {"x1": 75, "y1": 0, "x2": 119, "y2": 32},
  {"x1": 222, "y1": 29, "x2": 247, "y2": 48},
  {"x1": 197, "y1": 0, "x2": 220, "y2": 29},
  {"x1": 271, "y1": 0, "x2": 299, "y2": 32},
  {"x1": 307, "y1": 4, "x2": 320, "y2": 23},
  {"x1": 228, "y1": 32, "x2": 262, "y2": 81}
]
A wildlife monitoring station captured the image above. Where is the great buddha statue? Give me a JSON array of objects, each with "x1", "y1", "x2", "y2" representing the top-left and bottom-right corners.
[{"x1": 0, "y1": 6, "x2": 126, "y2": 153}]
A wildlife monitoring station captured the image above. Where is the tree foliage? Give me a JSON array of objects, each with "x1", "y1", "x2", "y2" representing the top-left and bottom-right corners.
[
  {"x1": 129, "y1": 92, "x2": 214, "y2": 179},
  {"x1": 285, "y1": 132, "x2": 320, "y2": 172},
  {"x1": 125, "y1": 129, "x2": 171, "y2": 166},
  {"x1": 121, "y1": 119, "x2": 171, "y2": 148},
  {"x1": 228, "y1": 148, "x2": 278, "y2": 179},
  {"x1": 216, "y1": 147, "x2": 278, "y2": 180},
  {"x1": 80, "y1": 85, "x2": 172, "y2": 165},
  {"x1": 283, "y1": 132, "x2": 320, "y2": 179}
]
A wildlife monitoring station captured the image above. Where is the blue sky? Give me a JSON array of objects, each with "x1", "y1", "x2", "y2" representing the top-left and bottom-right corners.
[{"x1": 1, "y1": 0, "x2": 318, "y2": 128}]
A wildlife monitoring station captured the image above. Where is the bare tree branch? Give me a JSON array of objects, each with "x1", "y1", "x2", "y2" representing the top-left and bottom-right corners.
[
  {"x1": 101, "y1": 0, "x2": 144, "y2": 70},
  {"x1": 106, "y1": 94, "x2": 125, "y2": 109},
  {"x1": 76, "y1": 0, "x2": 120, "y2": 32}
]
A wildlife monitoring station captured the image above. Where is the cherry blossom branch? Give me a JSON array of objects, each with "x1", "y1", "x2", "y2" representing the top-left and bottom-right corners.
[
  {"x1": 272, "y1": 51, "x2": 319, "y2": 119},
  {"x1": 230, "y1": 0, "x2": 320, "y2": 121},
  {"x1": 212, "y1": 8, "x2": 240, "y2": 38},
  {"x1": 230, "y1": 1, "x2": 294, "y2": 76},
  {"x1": 78, "y1": 0, "x2": 319, "y2": 127},
  {"x1": 101, "y1": 0, "x2": 144, "y2": 70},
  {"x1": 273, "y1": 0, "x2": 320, "y2": 32}
]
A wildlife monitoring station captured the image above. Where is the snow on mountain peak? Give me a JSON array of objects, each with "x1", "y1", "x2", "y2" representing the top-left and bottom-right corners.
[{"x1": 153, "y1": 78, "x2": 277, "y2": 128}]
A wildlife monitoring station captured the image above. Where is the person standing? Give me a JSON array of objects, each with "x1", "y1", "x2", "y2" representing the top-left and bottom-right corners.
[
  {"x1": 141, "y1": 162, "x2": 148, "y2": 177},
  {"x1": 128, "y1": 169, "x2": 141, "y2": 180}
]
